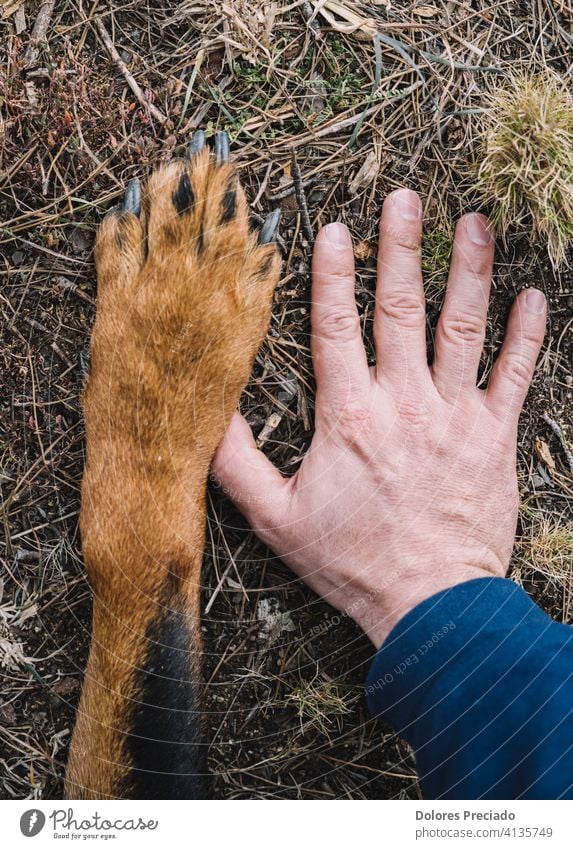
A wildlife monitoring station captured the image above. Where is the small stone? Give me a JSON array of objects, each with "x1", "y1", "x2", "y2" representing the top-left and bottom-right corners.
[
  {"x1": 0, "y1": 702, "x2": 17, "y2": 725},
  {"x1": 68, "y1": 228, "x2": 91, "y2": 255},
  {"x1": 52, "y1": 676, "x2": 80, "y2": 698},
  {"x1": 31, "y1": 710, "x2": 47, "y2": 728}
]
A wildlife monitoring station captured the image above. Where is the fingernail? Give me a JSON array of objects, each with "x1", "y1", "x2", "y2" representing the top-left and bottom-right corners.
[
  {"x1": 525, "y1": 288, "x2": 546, "y2": 314},
  {"x1": 391, "y1": 188, "x2": 421, "y2": 221},
  {"x1": 465, "y1": 214, "x2": 492, "y2": 246},
  {"x1": 322, "y1": 221, "x2": 351, "y2": 247}
]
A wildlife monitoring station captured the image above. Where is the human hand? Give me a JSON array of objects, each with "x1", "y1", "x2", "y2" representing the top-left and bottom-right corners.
[{"x1": 212, "y1": 189, "x2": 546, "y2": 648}]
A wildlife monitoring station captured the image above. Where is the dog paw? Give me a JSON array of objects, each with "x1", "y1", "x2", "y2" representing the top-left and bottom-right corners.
[{"x1": 84, "y1": 131, "x2": 281, "y2": 469}]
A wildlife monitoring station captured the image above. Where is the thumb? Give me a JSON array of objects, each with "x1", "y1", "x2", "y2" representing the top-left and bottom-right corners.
[{"x1": 212, "y1": 412, "x2": 291, "y2": 531}]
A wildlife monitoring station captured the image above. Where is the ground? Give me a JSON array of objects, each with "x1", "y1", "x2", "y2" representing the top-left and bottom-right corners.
[{"x1": 0, "y1": 0, "x2": 572, "y2": 800}]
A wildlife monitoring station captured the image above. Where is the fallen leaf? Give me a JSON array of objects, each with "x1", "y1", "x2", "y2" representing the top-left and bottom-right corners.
[
  {"x1": 413, "y1": 4, "x2": 440, "y2": 17},
  {"x1": 354, "y1": 240, "x2": 375, "y2": 261},
  {"x1": 0, "y1": 1, "x2": 24, "y2": 19},
  {"x1": 348, "y1": 149, "x2": 380, "y2": 196},
  {"x1": 14, "y1": 2, "x2": 25, "y2": 33},
  {"x1": 535, "y1": 436, "x2": 556, "y2": 475}
]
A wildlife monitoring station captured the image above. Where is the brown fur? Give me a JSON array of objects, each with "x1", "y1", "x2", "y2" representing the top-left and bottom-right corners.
[{"x1": 64, "y1": 151, "x2": 280, "y2": 798}]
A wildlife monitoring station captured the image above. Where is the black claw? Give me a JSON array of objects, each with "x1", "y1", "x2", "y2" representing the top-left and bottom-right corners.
[
  {"x1": 123, "y1": 178, "x2": 141, "y2": 215},
  {"x1": 187, "y1": 129, "x2": 205, "y2": 158},
  {"x1": 214, "y1": 130, "x2": 230, "y2": 164},
  {"x1": 259, "y1": 208, "x2": 281, "y2": 244},
  {"x1": 172, "y1": 172, "x2": 194, "y2": 215}
]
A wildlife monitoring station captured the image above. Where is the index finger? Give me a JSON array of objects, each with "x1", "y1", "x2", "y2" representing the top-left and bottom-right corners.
[{"x1": 311, "y1": 223, "x2": 371, "y2": 413}]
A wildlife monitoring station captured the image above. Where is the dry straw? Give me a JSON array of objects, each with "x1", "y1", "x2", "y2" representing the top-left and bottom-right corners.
[{"x1": 474, "y1": 72, "x2": 573, "y2": 271}]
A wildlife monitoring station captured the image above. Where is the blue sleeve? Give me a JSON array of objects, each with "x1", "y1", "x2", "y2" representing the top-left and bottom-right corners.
[{"x1": 366, "y1": 577, "x2": 573, "y2": 799}]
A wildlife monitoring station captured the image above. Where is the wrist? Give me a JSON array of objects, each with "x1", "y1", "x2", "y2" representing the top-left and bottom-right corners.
[{"x1": 351, "y1": 564, "x2": 496, "y2": 649}]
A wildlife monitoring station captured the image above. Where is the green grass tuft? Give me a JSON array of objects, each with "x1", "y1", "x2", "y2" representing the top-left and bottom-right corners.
[{"x1": 422, "y1": 223, "x2": 454, "y2": 299}]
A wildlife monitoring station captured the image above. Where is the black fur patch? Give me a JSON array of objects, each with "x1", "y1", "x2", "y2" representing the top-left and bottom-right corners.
[
  {"x1": 172, "y1": 172, "x2": 194, "y2": 215},
  {"x1": 220, "y1": 180, "x2": 237, "y2": 224},
  {"x1": 124, "y1": 591, "x2": 209, "y2": 799}
]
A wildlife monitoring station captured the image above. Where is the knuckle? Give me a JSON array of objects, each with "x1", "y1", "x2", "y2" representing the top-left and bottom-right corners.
[
  {"x1": 521, "y1": 324, "x2": 545, "y2": 347},
  {"x1": 335, "y1": 400, "x2": 373, "y2": 444},
  {"x1": 381, "y1": 222, "x2": 421, "y2": 256},
  {"x1": 322, "y1": 263, "x2": 355, "y2": 282},
  {"x1": 380, "y1": 292, "x2": 425, "y2": 328},
  {"x1": 440, "y1": 311, "x2": 485, "y2": 346},
  {"x1": 318, "y1": 307, "x2": 360, "y2": 339},
  {"x1": 393, "y1": 234, "x2": 421, "y2": 255},
  {"x1": 397, "y1": 400, "x2": 430, "y2": 430},
  {"x1": 499, "y1": 352, "x2": 533, "y2": 390}
]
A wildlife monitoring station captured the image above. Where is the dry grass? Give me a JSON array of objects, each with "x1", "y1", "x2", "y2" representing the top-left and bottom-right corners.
[
  {"x1": 512, "y1": 508, "x2": 573, "y2": 621},
  {"x1": 474, "y1": 72, "x2": 573, "y2": 270},
  {"x1": 0, "y1": 0, "x2": 572, "y2": 800},
  {"x1": 283, "y1": 676, "x2": 358, "y2": 737}
]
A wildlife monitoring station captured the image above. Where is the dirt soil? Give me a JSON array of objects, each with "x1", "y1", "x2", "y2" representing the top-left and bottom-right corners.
[{"x1": 0, "y1": 0, "x2": 572, "y2": 799}]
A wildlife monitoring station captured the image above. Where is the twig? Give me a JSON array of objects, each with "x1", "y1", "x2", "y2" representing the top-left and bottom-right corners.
[
  {"x1": 300, "y1": 1, "x2": 322, "y2": 38},
  {"x1": 269, "y1": 176, "x2": 317, "y2": 202},
  {"x1": 204, "y1": 531, "x2": 250, "y2": 615},
  {"x1": 55, "y1": 276, "x2": 96, "y2": 307},
  {"x1": 24, "y1": 0, "x2": 56, "y2": 68},
  {"x1": 93, "y1": 17, "x2": 167, "y2": 125},
  {"x1": 542, "y1": 413, "x2": 573, "y2": 474},
  {"x1": 256, "y1": 412, "x2": 283, "y2": 448},
  {"x1": 23, "y1": 0, "x2": 56, "y2": 105},
  {"x1": 269, "y1": 83, "x2": 423, "y2": 151},
  {"x1": 181, "y1": 75, "x2": 233, "y2": 135},
  {"x1": 291, "y1": 151, "x2": 314, "y2": 244}
]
